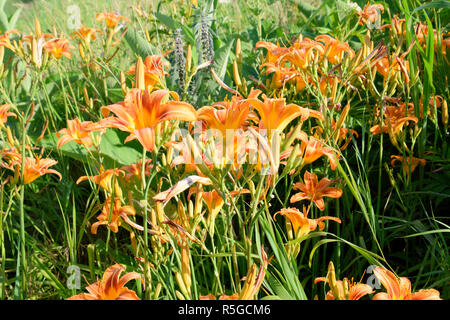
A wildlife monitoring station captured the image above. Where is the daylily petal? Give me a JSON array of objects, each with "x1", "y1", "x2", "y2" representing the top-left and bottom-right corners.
[
  {"x1": 349, "y1": 283, "x2": 374, "y2": 300},
  {"x1": 410, "y1": 289, "x2": 442, "y2": 300},
  {"x1": 117, "y1": 287, "x2": 141, "y2": 300},
  {"x1": 153, "y1": 176, "x2": 213, "y2": 205},
  {"x1": 373, "y1": 267, "x2": 404, "y2": 299},
  {"x1": 372, "y1": 292, "x2": 391, "y2": 300}
]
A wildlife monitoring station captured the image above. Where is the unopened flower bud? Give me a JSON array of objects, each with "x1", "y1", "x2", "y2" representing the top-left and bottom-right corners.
[
  {"x1": 136, "y1": 57, "x2": 146, "y2": 90},
  {"x1": 236, "y1": 38, "x2": 242, "y2": 65},
  {"x1": 442, "y1": 99, "x2": 448, "y2": 128},
  {"x1": 120, "y1": 71, "x2": 128, "y2": 94},
  {"x1": 6, "y1": 126, "x2": 15, "y2": 145},
  {"x1": 31, "y1": 37, "x2": 39, "y2": 67},
  {"x1": 233, "y1": 60, "x2": 242, "y2": 87},
  {"x1": 83, "y1": 87, "x2": 90, "y2": 106},
  {"x1": 185, "y1": 44, "x2": 192, "y2": 74},
  {"x1": 180, "y1": 239, "x2": 191, "y2": 292},
  {"x1": 78, "y1": 42, "x2": 86, "y2": 60},
  {"x1": 35, "y1": 18, "x2": 42, "y2": 38}
]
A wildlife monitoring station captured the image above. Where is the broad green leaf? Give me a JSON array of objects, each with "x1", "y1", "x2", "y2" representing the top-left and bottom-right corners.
[
  {"x1": 8, "y1": 7, "x2": 22, "y2": 29},
  {"x1": 266, "y1": 275, "x2": 295, "y2": 300},
  {"x1": 154, "y1": 12, "x2": 179, "y2": 30},
  {"x1": 99, "y1": 129, "x2": 143, "y2": 166},
  {"x1": 214, "y1": 40, "x2": 234, "y2": 80},
  {"x1": 124, "y1": 27, "x2": 160, "y2": 58},
  {"x1": 260, "y1": 218, "x2": 307, "y2": 300},
  {"x1": 40, "y1": 129, "x2": 142, "y2": 168}
]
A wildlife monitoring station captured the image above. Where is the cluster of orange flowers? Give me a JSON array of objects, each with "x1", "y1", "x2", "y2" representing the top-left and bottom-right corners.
[
  {"x1": 0, "y1": 146, "x2": 61, "y2": 185},
  {"x1": 315, "y1": 261, "x2": 441, "y2": 300},
  {"x1": 256, "y1": 34, "x2": 354, "y2": 93},
  {"x1": 0, "y1": 19, "x2": 73, "y2": 68},
  {"x1": 382, "y1": 14, "x2": 450, "y2": 56},
  {"x1": 370, "y1": 95, "x2": 447, "y2": 178},
  {"x1": 0, "y1": 103, "x2": 61, "y2": 186},
  {"x1": 51, "y1": 39, "x2": 348, "y2": 300},
  {"x1": 0, "y1": 11, "x2": 131, "y2": 71},
  {"x1": 68, "y1": 259, "x2": 441, "y2": 300}
]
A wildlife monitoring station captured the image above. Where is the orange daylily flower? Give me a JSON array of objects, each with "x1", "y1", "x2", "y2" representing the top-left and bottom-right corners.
[
  {"x1": 201, "y1": 190, "x2": 225, "y2": 221},
  {"x1": 0, "y1": 147, "x2": 21, "y2": 162},
  {"x1": 195, "y1": 91, "x2": 262, "y2": 170},
  {"x1": 76, "y1": 166, "x2": 124, "y2": 198},
  {"x1": 375, "y1": 55, "x2": 410, "y2": 84},
  {"x1": 281, "y1": 39, "x2": 324, "y2": 70},
  {"x1": 418, "y1": 94, "x2": 447, "y2": 119},
  {"x1": 315, "y1": 35, "x2": 355, "y2": 65},
  {"x1": 370, "y1": 103, "x2": 418, "y2": 136},
  {"x1": 120, "y1": 159, "x2": 153, "y2": 182},
  {"x1": 299, "y1": 135, "x2": 339, "y2": 170},
  {"x1": 153, "y1": 175, "x2": 212, "y2": 206},
  {"x1": 255, "y1": 41, "x2": 289, "y2": 63},
  {"x1": 381, "y1": 15, "x2": 405, "y2": 37},
  {"x1": 290, "y1": 171, "x2": 343, "y2": 211},
  {"x1": 316, "y1": 279, "x2": 374, "y2": 300},
  {"x1": 390, "y1": 155, "x2": 426, "y2": 176},
  {"x1": 91, "y1": 197, "x2": 143, "y2": 234},
  {"x1": 413, "y1": 23, "x2": 443, "y2": 49},
  {"x1": 382, "y1": 15, "x2": 446, "y2": 52},
  {"x1": 126, "y1": 55, "x2": 170, "y2": 90},
  {"x1": 1, "y1": 152, "x2": 62, "y2": 185},
  {"x1": 274, "y1": 207, "x2": 341, "y2": 238},
  {"x1": 258, "y1": 37, "x2": 351, "y2": 92},
  {"x1": 372, "y1": 266, "x2": 442, "y2": 300},
  {"x1": 259, "y1": 62, "x2": 306, "y2": 91},
  {"x1": 333, "y1": 127, "x2": 358, "y2": 151},
  {"x1": 167, "y1": 136, "x2": 211, "y2": 175},
  {"x1": 314, "y1": 261, "x2": 374, "y2": 300},
  {"x1": 67, "y1": 264, "x2": 142, "y2": 300},
  {"x1": 248, "y1": 94, "x2": 323, "y2": 139},
  {"x1": 197, "y1": 93, "x2": 256, "y2": 137},
  {"x1": 101, "y1": 89, "x2": 197, "y2": 152},
  {"x1": 0, "y1": 30, "x2": 20, "y2": 51},
  {"x1": 44, "y1": 38, "x2": 74, "y2": 59},
  {"x1": 21, "y1": 33, "x2": 54, "y2": 44},
  {"x1": 21, "y1": 156, "x2": 62, "y2": 184},
  {"x1": 0, "y1": 104, "x2": 16, "y2": 127},
  {"x1": 279, "y1": 131, "x2": 340, "y2": 171},
  {"x1": 358, "y1": 2, "x2": 384, "y2": 26},
  {"x1": 317, "y1": 74, "x2": 340, "y2": 96},
  {"x1": 71, "y1": 25, "x2": 102, "y2": 43},
  {"x1": 193, "y1": 189, "x2": 249, "y2": 227},
  {"x1": 96, "y1": 11, "x2": 131, "y2": 28},
  {"x1": 57, "y1": 118, "x2": 105, "y2": 148}
]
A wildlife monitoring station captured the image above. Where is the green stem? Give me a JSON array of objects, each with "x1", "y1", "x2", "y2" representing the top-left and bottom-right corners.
[{"x1": 19, "y1": 117, "x2": 27, "y2": 299}]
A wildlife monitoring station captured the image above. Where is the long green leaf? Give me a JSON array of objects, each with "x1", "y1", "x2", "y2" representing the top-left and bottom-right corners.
[{"x1": 124, "y1": 27, "x2": 160, "y2": 58}]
